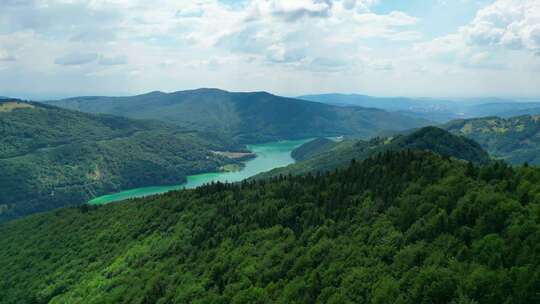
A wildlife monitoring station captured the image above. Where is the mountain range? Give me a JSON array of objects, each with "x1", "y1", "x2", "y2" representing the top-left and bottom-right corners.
[
  {"x1": 2, "y1": 88, "x2": 540, "y2": 303},
  {"x1": 46, "y1": 89, "x2": 431, "y2": 143},
  {"x1": 298, "y1": 94, "x2": 540, "y2": 123}
]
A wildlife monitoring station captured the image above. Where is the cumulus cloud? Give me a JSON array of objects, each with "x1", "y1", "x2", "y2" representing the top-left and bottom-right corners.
[
  {"x1": 0, "y1": 0, "x2": 536, "y2": 98},
  {"x1": 414, "y1": 0, "x2": 540, "y2": 72},
  {"x1": 0, "y1": 50, "x2": 16, "y2": 62},
  {"x1": 252, "y1": 0, "x2": 334, "y2": 22},
  {"x1": 461, "y1": 0, "x2": 540, "y2": 55},
  {"x1": 415, "y1": 33, "x2": 507, "y2": 70},
  {"x1": 98, "y1": 55, "x2": 128, "y2": 66},
  {"x1": 54, "y1": 52, "x2": 98, "y2": 66}
]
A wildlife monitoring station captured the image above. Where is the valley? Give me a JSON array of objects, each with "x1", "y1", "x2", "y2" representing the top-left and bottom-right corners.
[
  {"x1": 3, "y1": 1, "x2": 540, "y2": 302},
  {"x1": 89, "y1": 139, "x2": 311, "y2": 205},
  {"x1": 0, "y1": 100, "x2": 246, "y2": 222}
]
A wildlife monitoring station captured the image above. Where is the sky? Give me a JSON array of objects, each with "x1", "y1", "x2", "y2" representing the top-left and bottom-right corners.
[{"x1": 0, "y1": 0, "x2": 539, "y2": 99}]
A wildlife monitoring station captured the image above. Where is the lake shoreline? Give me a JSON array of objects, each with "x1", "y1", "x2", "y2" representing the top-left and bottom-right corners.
[{"x1": 88, "y1": 138, "x2": 312, "y2": 205}]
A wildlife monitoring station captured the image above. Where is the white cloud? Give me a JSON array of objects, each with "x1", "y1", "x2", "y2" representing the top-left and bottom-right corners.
[
  {"x1": 414, "y1": 0, "x2": 540, "y2": 72},
  {"x1": 54, "y1": 52, "x2": 98, "y2": 66},
  {"x1": 461, "y1": 0, "x2": 540, "y2": 55},
  {"x1": 0, "y1": 0, "x2": 537, "y2": 98},
  {"x1": 0, "y1": 50, "x2": 16, "y2": 62},
  {"x1": 98, "y1": 55, "x2": 128, "y2": 66}
]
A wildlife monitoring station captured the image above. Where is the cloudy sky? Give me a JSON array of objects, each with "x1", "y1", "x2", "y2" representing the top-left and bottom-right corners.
[{"x1": 1, "y1": 0, "x2": 539, "y2": 99}]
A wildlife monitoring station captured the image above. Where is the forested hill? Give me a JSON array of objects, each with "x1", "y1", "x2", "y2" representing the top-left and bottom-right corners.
[
  {"x1": 291, "y1": 137, "x2": 337, "y2": 161},
  {"x1": 46, "y1": 88, "x2": 430, "y2": 143},
  {"x1": 444, "y1": 115, "x2": 540, "y2": 165},
  {"x1": 255, "y1": 126, "x2": 489, "y2": 179},
  {"x1": 1, "y1": 151, "x2": 539, "y2": 303},
  {"x1": 0, "y1": 99, "x2": 241, "y2": 222}
]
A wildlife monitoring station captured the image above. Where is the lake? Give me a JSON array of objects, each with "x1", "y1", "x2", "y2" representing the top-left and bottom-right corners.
[{"x1": 88, "y1": 138, "x2": 311, "y2": 205}]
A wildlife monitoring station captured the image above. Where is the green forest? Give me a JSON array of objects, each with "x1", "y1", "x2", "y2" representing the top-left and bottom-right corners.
[
  {"x1": 256, "y1": 126, "x2": 490, "y2": 179},
  {"x1": 1, "y1": 150, "x2": 539, "y2": 303},
  {"x1": 46, "y1": 89, "x2": 430, "y2": 143},
  {"x1": 444, "y1": 115, "x2": 540, "y2": 165},
  {"x1": 0, "y1": 100, "x2": 242, "y2": 222}
]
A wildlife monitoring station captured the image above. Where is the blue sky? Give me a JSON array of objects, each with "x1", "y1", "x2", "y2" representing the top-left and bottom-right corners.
[{"x1": 0, "y1": 0, "x2": 539, "y2": 99}]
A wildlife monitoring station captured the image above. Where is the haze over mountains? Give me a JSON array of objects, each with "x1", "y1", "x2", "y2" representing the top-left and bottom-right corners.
[{"x1": 298, "y1": 94, "x2": 540, "y2": 123}]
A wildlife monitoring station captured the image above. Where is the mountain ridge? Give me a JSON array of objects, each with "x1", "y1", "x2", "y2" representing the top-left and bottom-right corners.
[
  {"x1": 253, "y1": 126, "x2": 489, "y2": 179},
  {"x1": 46, "y1": 89, "x2": 431, "y2": 143},
  {"x1": 1, "y1": 150, "x2": 537, "y2": 303}
]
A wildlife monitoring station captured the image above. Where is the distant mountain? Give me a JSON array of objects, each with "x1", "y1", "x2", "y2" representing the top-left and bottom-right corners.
[
  {"x1": 298, "y1": 94, "x2": 462, "y2": 122},
  {"x1": 299, "y1": 94, "x2": 540, "y2": 123},
  {"x1": 46, "y1": 89, "x2": 431, "y2": 143},
  {"x1": 444, "y1": 115, "x2": 540, "y2": 165},
  {"x1": 495, "y1": 107, "x2": 540, "y2": 118},
  {"x1": 254, "y1": 126, "x2": 489, "y2": 179},
  {"x1": 298, "y1": 93, "x2": 453, "y2": 111},
  {"x1": 0, "y1": 99, "x2": 243, "y2": 222},
  {"x1": 465, "y1": 103, "x2": 540, "y2": 118}
]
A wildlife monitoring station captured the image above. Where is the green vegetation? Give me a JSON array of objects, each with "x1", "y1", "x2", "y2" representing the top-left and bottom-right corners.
[
  {"x1": 47, "y1": 89, "x2": 430, "y2": 143},
  {"x1": 220, "y1": 164, "x2": 244, "y2": 172},
  {"x1": 291, "y1": 138, "x2": 337, "y2": 162},
  {"x1": 256, "y1": 126, "x2": 490, "y2": 179},
  {"x1": 0, "y1": 100, "x2": 242, "y2": 221},
  {"x1": 1, "y1": 150, "x2": 539, "y2": 303},
  {"x1": 444, "y1": 115, "x2": 540, "y2": 165}
]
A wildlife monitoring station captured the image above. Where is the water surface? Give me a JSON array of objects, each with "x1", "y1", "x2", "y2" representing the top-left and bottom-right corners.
[{"x1": 89, "y1": 139, "x2": 310, "y2": 205}]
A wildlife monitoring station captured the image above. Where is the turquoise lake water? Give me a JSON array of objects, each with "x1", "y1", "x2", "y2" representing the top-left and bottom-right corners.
[{"x1": 88, "y1": 139, "x2": 310, "y2": 205}]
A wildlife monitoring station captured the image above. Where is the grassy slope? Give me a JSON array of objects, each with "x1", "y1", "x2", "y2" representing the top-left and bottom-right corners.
[
  {"x1": 444, "y1": 115, "x2": 540, "y2": 165},
  {"x1": 1, "y1": 151, "x2": 539, "y2": 303},
  {"x1": 0, "y1": 100, "x2": 239, "y2": 221}
]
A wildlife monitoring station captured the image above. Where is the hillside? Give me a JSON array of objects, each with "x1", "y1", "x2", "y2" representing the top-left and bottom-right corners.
[
  {"x1": 291, "y1": 137, "x2": 337, "y2": 161},
  {"x1": 46, "y1": 89, "x2": 430, "y2": 143},
  {"x1": 444, "y1": 115, "x2": 540, "y2": 165},
  {"x1": 0, "y1": 100, "x2": 243, "y2": 221},
  {"x1": 255, "y1": 127, "x2": 489, "y2": 179},
  {"x1": 1, "y1": 151, "x2": 538, "y2": 303}
]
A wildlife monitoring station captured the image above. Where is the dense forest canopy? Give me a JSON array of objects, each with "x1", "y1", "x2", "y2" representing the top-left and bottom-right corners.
[
  {"x1": 1, "y1": 151, "x2": 539, "y2": 303},
  {"x1": 0, "y1": 100, "x2": 242, "y2": 222}
]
